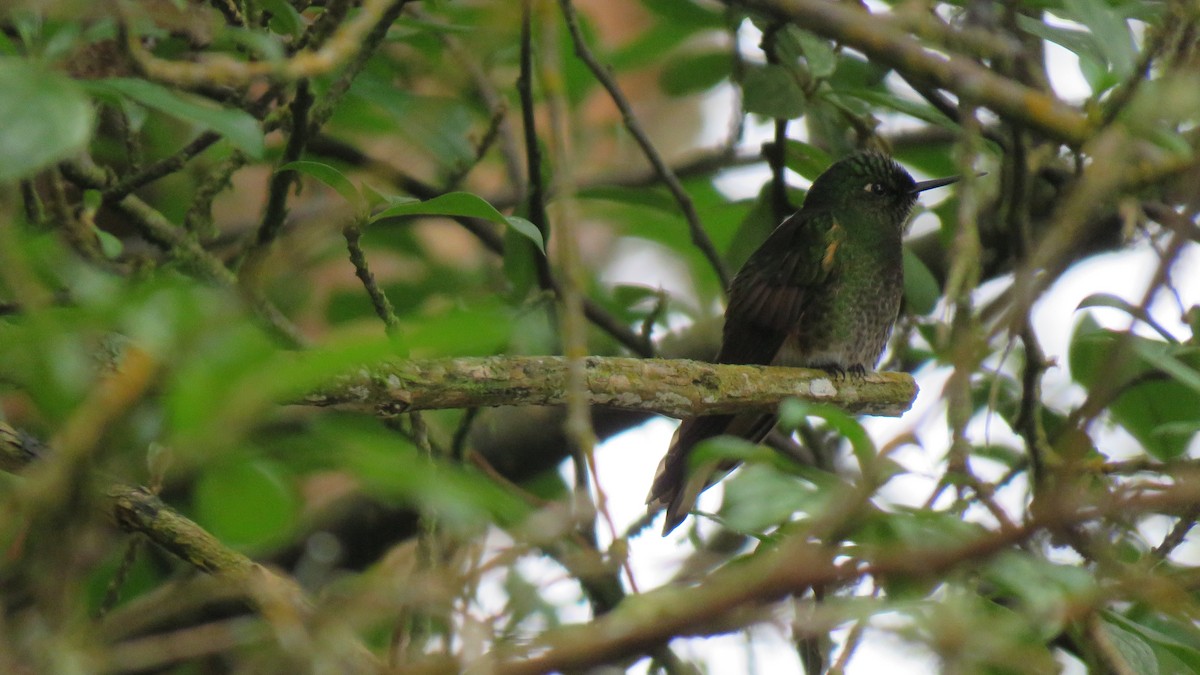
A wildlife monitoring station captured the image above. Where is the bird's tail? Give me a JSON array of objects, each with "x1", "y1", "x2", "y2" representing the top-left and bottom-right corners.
[{"x1": 646, "y1": 412, "x2": 777, "y2": 536}]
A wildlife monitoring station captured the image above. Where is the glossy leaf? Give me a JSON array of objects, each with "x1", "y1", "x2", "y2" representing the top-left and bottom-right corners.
[
  {"x1": 742, "y1": 64, "x2": 805, "y2": 119},
  {"x1": 833, "y1": 88, "x2": 957, "y2": 129},
  {"x1": 783, "y1": 140, "x2": 832, "y2": 181},
  {"x1": 1077, "y1": 293, "x2": 1178, "y2": 343},
  {"x1": 1069, "y1": 316, "x2": 1200, "y2": 459},
  {"x1": 192, "y1": 457, "x2": 299, "y2": 550},
  {"x1": 91, "y1": 78, "x2": 264, "y2": 158},
  {"x1": 902, "y1": 247, "x2": 940, "y2": 316},
  {"x1": 328, "y1": 418, "x2": 533, "y2": 529},
  {"x1": 372, "y1": 191, "x2": 545, "y2": 254},
  {"x1": 720, "y1": 463, "x2": 848, "y2": 534},
  {"x1": 277, "y1": 160, "x2": 364, "y2": 213},
  {"x1": 778, "y1": 399, "x2": 877, "y2": 479},
  {"x1": 0, "y1": 58, "x2": 94, "y2": 183},
  {"x1": 792, "y1": 28, "x2": 836, "y2": 79}
]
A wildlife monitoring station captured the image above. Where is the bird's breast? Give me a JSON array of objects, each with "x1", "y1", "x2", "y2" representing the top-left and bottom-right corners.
[{"x1": 775, "y1": 246, "x2": 903, "y2": 371}]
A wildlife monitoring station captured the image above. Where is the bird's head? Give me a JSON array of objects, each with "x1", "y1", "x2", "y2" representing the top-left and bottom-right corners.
[{"x1": 802, "y1": 151, "x2": 958, "y2": 231}]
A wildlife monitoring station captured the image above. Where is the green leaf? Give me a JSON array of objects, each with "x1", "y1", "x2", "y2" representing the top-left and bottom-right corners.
[
  {"x1": 400, "y1": 301, "x2": 513, "y2": 358},
  {"x1": 578, "y1": 185, "x2": 679, "y2": 214},
  {"x1": 372, "y1": 191, "x2": 545, "y2": 254},
  {"x1": 1015, "y1": 15, "x2": 1105, "y2": 68},
  {"x1": 1069, "y1": 317, "x2": 1200, "y2": 460},
  {"x1": 1110, "y1": 612, "x2": 1200, "y2": 672},
  {"x1": 609, "y1": 21, "x2": 696, "y2": 72},
  {"x1": 778, "y1": 399, "x2": 877, "y2": 478},
  {"x1": 1068, "y1": 315, "x2": 1137, "y2": 388},
  {"x1": 93, "y1": 226, "x2": 124, "y2": 260},
  {"x1": 689, "y1": 435, "x2": 774, "y2": 470},
  {"x1": 167, "y1": 313, "x2": 399, "y2": 457},
  {"x1": 502, "y1": 225, "x2": 541, "y2": 301},
  {"x1": 90, "y1": 78, "x2": 264, "y2": 158},
  {"x1": 192, "y1": 457, "x2": 299, "y2": 550},
  {"x1": 39, "y1": 20, "x2": 83, "y2": 62},
  {"x1": 1131, "y1": 342, "x2": 1200, "y2": 396},
  {"x1": 1060, "y1": 0, "x2": 1136, "y2": 80},
  {"x1": 793, "y1": 29, "x2": 836, "y2": 79},
  {"x1": 723, "y1": 185, "x2": 785, "y2": 271},
  {"x1": 260, "y1": 0, "x2": 305, "y2": 37},
  {"x1": 640, "y1": 0, "x2": 726, "y2": 28},
  {"x1": 853, "y1": 507, "x2": 985, "y2": 552},
  {"x1": 741, "y1": 64, "x2": 805, "y2": 119},
  {"x1": 659, "y1": 50, "x2": 732, "y2": 96},
  {"x1": 0, "y1": 31, "x2": 17, "y2": 56},
  {"x1": 1077, "y1": 294, "x2": 1178, "y2": 343},
  {"x1": 327, "y1": 418, "x2": 532, "y2": 529},
  {"x1": 720, "y1": 463, "x2": 845, "y2": 534},
  {"x1": 982, "y1": 552, "x2": 1096, "y2": 634},
  {"x1": 1102, "y1": 620, "x2": 1160, "y2": 675},
  {"x1": 833, "y1": 87, "x2": 957, "y2": 129},
  {"x1": 0, "y1": 58, "x2": 94, "y2": 183},
  {"x1": 277, "y1": 160, "x2": 363, "y2": 212},
  {"x1": 505, "y1": 216, "x2": 544, "y2": 254},
  {"x1": 783, "y1": 140, "x2": 832, "y2": 181},
  {"x1": 902, "y1": 247, "x2": 940, "y2": 316},
  {"x1": 212, "y1": 27, "x2": 286, "y2": 61},
  {"x1": 344, "y1": 73, "x2": 474, "y2": 169}
]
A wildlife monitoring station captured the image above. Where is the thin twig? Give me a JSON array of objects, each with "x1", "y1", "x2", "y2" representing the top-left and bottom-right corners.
[
  {"x1": 518, "y1": 2, "x2": 551, "y2": 251},
  {"x1": 760, "y1": 23, "x2": 793, "y2": 221},
  {"x1": 307, "y1": 0, "x2": 414, "y2": 130},
  {"x1": 252, "y1": 80, "x2": 314, "y2": 251},
  {"x1": 304, "y1": 136, "x2": 655, "y2": 357},
  {"x1": 184, "y1": 148, "x2": 249, "y2": 240},
  {"x1": 431, "y1": 7, "x2": 528, "y2": 199},
  {"x1": 61, "y1": 161, "x2": 307, "y2": 347},
  {"x1": 103, "y1": 131, "x2": 223, "y2": 202},
  {"x1": 343, "y1": 219, "x2": 401, "y2": 335},
  {"x1": 444, "y1": 102, "x2": 509, "y2": 189},
  {"x1": 123, "y1": 0, "x2": 404, "y2": 89},
  {"x1": 558, "y1": 0, "x2": 732, "y2": 290},
  {"x1": 1152, "y1": 504, "x2": 1200, "y2": 559}
]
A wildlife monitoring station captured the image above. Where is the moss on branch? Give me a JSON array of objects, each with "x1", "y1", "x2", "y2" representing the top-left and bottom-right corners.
[{"x1": 301, "y1": 356, "x2": 919, "y2": 418}]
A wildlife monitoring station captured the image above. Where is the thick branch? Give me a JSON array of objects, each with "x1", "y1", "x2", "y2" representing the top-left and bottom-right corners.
[{"x1": 301, "y1": 356, "x2": 918, "y2": 418}]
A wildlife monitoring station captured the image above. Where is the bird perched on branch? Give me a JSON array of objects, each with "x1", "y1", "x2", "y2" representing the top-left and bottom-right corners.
[{"x1": 647, "y1": 151, "x2": 959, "y2": 535}]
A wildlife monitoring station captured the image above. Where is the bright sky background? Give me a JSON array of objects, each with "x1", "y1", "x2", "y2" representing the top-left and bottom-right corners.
[{"x1": 502, "y1": 14, "x2": 1200, "y2": 675}]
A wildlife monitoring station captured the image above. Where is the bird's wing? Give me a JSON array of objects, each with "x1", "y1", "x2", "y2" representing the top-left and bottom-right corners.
[
  {"x1": 648, "y1": 209, "x2": 842, "y2": 536},
  {"x1": 717, "y1": 209, "x2": 842, "y2": 365}
]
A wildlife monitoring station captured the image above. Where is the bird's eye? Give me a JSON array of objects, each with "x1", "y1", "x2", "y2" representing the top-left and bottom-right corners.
[{"x1": 864, "y1": 182, "x2": 886, "y2": 195}]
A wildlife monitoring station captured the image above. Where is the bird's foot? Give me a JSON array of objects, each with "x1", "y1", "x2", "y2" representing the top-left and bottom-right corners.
[{"x1": 818, "y1": 364, "x2": 866, "y2": 381}]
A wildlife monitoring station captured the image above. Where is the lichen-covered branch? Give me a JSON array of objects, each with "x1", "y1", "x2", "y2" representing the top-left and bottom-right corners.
[
  {"x1": 122, "y1": 0, "x2": 408, "y2": 89},
  {"x1": 301, "y1": 356, "x2": 919, "y2": 418}
]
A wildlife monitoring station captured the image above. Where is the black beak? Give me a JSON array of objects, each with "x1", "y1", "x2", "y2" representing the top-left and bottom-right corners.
[
  {"x1": 911, "y1": 172, "x2": 987, "y2": 194},
  {"x1": 911, "y1": 175, "x2": 961, "y2": 194}
]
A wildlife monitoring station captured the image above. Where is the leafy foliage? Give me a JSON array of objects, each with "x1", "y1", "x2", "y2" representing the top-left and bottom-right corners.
[{"x1": 0, "y1": 0, "x2": 1199, "y2": 673}]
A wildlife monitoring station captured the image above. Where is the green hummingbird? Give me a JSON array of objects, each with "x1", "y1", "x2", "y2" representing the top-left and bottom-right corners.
[{"x1": 647, "y1": 151, "x2": 960, "y2": 536}]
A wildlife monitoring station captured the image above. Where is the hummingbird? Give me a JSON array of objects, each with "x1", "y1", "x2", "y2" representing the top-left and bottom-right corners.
[{"x1": 647, "y1": 151, "x2": 960, "y2": 536}]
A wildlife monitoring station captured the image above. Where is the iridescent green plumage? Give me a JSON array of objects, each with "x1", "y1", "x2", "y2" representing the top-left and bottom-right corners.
[{"x1": 648, "y1": 151, "x2": 957, "y2": 535}]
